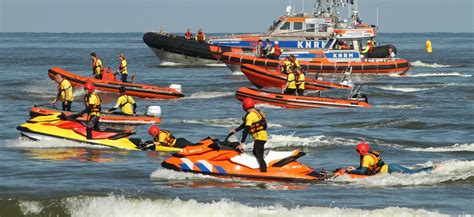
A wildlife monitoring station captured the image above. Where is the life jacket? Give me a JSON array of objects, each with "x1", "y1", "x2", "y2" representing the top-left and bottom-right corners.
[
  {"x1": 296, "y1": 72, "x2": 305, "y2": 90},
  {"x1": 273, "y1": 45, "x2": 282, "y2": 56},
  {"x1": 360, "y1": 150, "x2": 386, "y2": 175},
  {"x1": 185, "y1": 31, "x2": 193, "y2": 40},
  {"x1": 196, "y1": 32, "x2": 205, "y2": 42},
  {"x1": 367, "y1": 41, "x2": 375, "y2": 53},
  {"x1": 92, "y1": 58, "x2": 102, "y2": 75},
  {"x1": 84, "y1": 92, "x2": 102, "y2": 116},
  {"x1": 154, "y1": 130, "x2": 176, "y2": 147},
  {"x1": 119, "y1": 95, "x2": 133, "y2": 108},
  {"x1": 286, "y1": 71, "x2": 297, "y2": 89},
  {"x1": 119, "y1": 59, "x2": 128, "y2": 75},
  {"x1": 244, "y1": 109, "x2": 267, "y2": 134},
  {"x1": 281, "y1": 60, "x2": 292, "y2": 74}
]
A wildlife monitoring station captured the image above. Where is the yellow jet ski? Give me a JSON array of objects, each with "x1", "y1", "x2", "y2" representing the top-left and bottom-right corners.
[{"x1": 17, "y1": 113, "x2": 182, "y2": 152}]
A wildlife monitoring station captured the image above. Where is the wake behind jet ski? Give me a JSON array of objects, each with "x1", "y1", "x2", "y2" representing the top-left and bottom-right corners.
[{"x1": 161, "y1": 134, "x2": 327, "y2": 182}]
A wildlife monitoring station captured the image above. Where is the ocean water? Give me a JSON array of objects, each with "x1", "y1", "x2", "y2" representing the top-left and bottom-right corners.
[{"x1": 0, "y1": 32, "x2": 473, "y2": 216}]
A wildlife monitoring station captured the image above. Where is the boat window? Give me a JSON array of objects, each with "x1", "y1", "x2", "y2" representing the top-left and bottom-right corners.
[
  {"x1": 319, "y1": 24, "x2": 328, "y2": 32},
  {"x1": 293, "y1": 22, "x2": 303, "y2": 31},
  {"x1": 279, "y1": 22, "x2": 290, "y2": 30},
  {"x1": 306, "y1": 24, "x2": 316, "y2": 32}
]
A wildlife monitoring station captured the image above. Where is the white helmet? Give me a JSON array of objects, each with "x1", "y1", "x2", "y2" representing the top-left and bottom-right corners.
[{"x1": 274, "y1": 41, "x2": 279, "y2": 45}]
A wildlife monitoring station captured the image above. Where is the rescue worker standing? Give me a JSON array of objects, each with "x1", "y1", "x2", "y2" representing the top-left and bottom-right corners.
[
  {"x1": 184, "y1": 29, "x2": 193, "y2": 41},
  {"x1": 255, "y1": 39, "x2": 264, "y2": 57},
  {"x1": 346, "y1": 143, "x2": 435, "y2": 175},
  {"x1": 51, "y1": 74, "x2": 74, "y2": 111},
  {"x1": 263, "y1": 39, "x2": 272, "y2": 57},
  {"x1": 281, "y1": 56, "x2": 292, "y2": 74},
  {"x1": 283, "y1": 67, "x2": 297, "y2": 95},
  {"x1": 107, "y1": 86, "x2": 136, "y2": 115},
  {"x1": 295, "y1": 68, "x2": 305, "y2": 96},
  {"x1": 148, "y1": 125, "x2": 193, "y2": 149},
  {"x1": 90, "y1": 52, "x2": 103, "y2": 79},
  {"x1": 289, "y1": 54, "x2": 301, "y2": 69},
  {"x1": 76, "y1": 83, "x2": 102, "y2": 140},
  {"x1": 117, "y1": 54, "x2": 128, "y2": 83},
  {"x1": 230, "y1": 98, "x2": 268, "y2": 172},
  {"x1": 195, "y1": 29, "x2": 206, "y2": 43},
  {"x1": 361, "y1": 37, "x2": 376, "y2": 57}
]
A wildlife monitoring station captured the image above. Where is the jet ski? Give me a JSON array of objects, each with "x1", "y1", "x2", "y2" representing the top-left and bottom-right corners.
[
  {"x1": 17, "y1": 114, "x2": 181, "y2": 152},
  {"x1": 161, "y1": 135, "x2": 327, "y2": 182}
]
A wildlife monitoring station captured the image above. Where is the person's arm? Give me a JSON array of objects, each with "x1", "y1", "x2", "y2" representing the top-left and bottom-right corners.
[
  {"x1": 132, "y1": 103, "x2": 137, "y2": 114},
  {"x1": 348, "y1": 167, "x2": 368, "y2": 175},
  {"x1": 240, "y1": 127, "x2": 250, "y2": 143},
  {"x1": 107, "y1": 98, "x2": 122, "y2": 112}
]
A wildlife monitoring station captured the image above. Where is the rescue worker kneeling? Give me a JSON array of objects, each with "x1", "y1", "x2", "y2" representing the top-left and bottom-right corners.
[
  {"x1": 148, "y1": 125, "x2": 193, "y2": 149},
  {"x1": 107, "y1": 86, "x2": 137, "y2": 115},
  {"x1": 74, "y1": 82, "x2": 102, "y2": 140},
  {"x1": 230, "y1": 98, "x2": 268, "y2": 172},
  {"x1": 347, "y1": 142, "x2": 435, "y2": 175},
  {"x1": 283, "y1": 67, "x2": 297, "y2": 95}
]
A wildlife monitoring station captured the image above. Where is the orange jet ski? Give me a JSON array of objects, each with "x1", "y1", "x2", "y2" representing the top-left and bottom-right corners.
[
  {"x1": 235, "y1": 87, "x2": 371, "y2": 109},
  {"x1": 161, "y1": 136, "x2": 327, "y2": 182},
  {"x1": 241, "y1": 64, "x2": 351, "y2": 91},
  {"x1": 48, "y1": 67, "x2": 184, "y2": 100},
  {"x1": 30, "y1": 106, "x2": 161, "y2": 125}
]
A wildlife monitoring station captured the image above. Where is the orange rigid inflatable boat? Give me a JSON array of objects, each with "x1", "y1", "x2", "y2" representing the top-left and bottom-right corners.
[
  {"x1": 162, "y1": 137, "x2": 327, "y2": 182},
  {"x1": 240, "y1": 64, "x2": 351, "y2": 91},
  {"x1": 30, "y1": 106, "x2": 161, "y2": 125},
  {"x1": 235, "y1": 87, "x2": 371, "y2": 109},
  {"x1": 222, "y1": 52, "x2": 410, "y2": 75},
  {"x1": 48, "y1": 67, "x2": 184, "y2": 99}
]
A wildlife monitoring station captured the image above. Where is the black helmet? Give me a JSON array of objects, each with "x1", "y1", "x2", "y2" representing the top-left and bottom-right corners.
[{"x1": 119, "y1": 86, "x2": 126, "y2": 93}]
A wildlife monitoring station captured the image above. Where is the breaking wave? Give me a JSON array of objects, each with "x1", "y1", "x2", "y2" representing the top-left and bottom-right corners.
[
  {"x1": 376, "y1": 85, "x2": 435, "y2": 92},
  {"x1": 331, "y1": 160, "x2": 474, "y2": 187},
  {"x1": 377, "y1": 104, "x2": 421, "y2": 109},
  {"x1": 411, "y1": 60, "x2": 451, "y2": 68},
  {"x1": 13, "y1": 195, "x2": 443, "y2": 217},
  {"x1": 7, "y1": 138, "x2": 110, "y2": 149},
  {"x1": 185, "y1": 91, "x2": 234, "y2": 99},
  {"x1": 405, "y1": 143, "x2": 474, "y2": 152},
  {"x1": 409, "y1": 72, "x2": 472, "y2": 77},
  {"x1": 264, "y1": 134, "x2": 357, "y2": 149}
]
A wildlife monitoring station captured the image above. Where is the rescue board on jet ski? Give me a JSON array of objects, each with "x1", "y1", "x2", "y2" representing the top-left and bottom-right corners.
[
  {"x1": 48, "y1": 67, "x2": 184, "y2": 99},
  {"x1": 30, "y1": 106, "x2": 161, "y2": 125},
  {"x1": 222, "y1": 52, "x2": 410, "y2": 76},
  {"x1": 17, "y1": 114, "x2": 181, "y2": 152},
  {"x1": 235, "y1": 87, "x2": 371, "y2": 109},
  {"x1": 241, "y1": 64, "x2": 351, "y2": 91},
  {"x1": 162, "y1": 137, "x2": 327, "y2": 182},
  {"x1": 329, "y1": 166, "x2": 438, "y2": 179}
]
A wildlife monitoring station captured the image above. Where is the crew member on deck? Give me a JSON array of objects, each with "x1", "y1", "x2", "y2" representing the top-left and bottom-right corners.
[
  {"x1": 107, "y1": 86, "x2": 136, "y2": 115},
  {"x1": 281, "y1": 57, "x2": 292, "y2": 74},
  {"x1": 195, "y1": 29, "x2": 206, "y2": 43},
  {"x1": 255, "y1": 39, "x2": 264, "y2": 57},
  {"x1": 51, "y1": 74, "x2": 74, "y2": 111},
  {"x1": 230, "y1": 98, "x2": 268, "y2": 172},
  {"x1": 267, "y1": 41, "x2": 281, "y2": 60},
  {"x1": 263, "y1": 39, "x2": 272, "y2": 57},
  {"x1": 361, "y1": 38, "x2": 375, "y2": 57},
  {"x1": 283, "y1": 67, "x2": 297, "y2": 95},
  {"x1": 90, "y1": 52, "x2": 103, "y2": 79},
  {"x1": 117, "y1": 53, "x2": 128, "y2": 83},
  {"x1": 148, "y1": 125, "x2": 193, "y2": 149},
  {"x1": 184, "y1": 29, "x2": 193, "y2": 41},
  {"x1": 346, "y1": 142, "x2": 435, "y2": 175},
  {"x1": 295, "y1": 68, "x2": 305, "y2": 96}
]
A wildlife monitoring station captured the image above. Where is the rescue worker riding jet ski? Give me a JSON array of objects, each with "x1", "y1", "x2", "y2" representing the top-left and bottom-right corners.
[{"x1": 161, "y1": 134, "x2": 327, "y2": 182}]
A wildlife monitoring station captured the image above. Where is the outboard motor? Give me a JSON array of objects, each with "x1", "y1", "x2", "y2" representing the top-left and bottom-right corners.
[
  {"x1": 367, "y1": 45, "x2": 397, "y2": 58},
  {"x1": 146, "y1": 106, "x2": 162, "y2": 118},
  {"x1": 169, "y1": 84, "x2": 182, "y2": 93}
]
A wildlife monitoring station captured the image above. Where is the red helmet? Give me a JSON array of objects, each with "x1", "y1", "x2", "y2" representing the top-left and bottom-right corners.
[
  {"x1": 242, "y1": 97, "x2": 255, "y2": 110},
  {"x1": 355, "y1": 142, "x2": 369, "y2": 155},
  {"x1": 84, "y1": 82, "x2": 95, "y2": 92},
  {"x1": 148, "y1": 125, "x2": 160, "y2": 137}
]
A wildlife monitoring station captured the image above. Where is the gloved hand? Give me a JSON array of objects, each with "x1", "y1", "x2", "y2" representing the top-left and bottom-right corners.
[{"x1": 236, "y1": 143, "x2": 245, "y2": 153}]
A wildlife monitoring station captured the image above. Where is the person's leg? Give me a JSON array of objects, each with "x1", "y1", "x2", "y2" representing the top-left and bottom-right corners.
[
  {"x1": 388, "y1": 163, "x2": 417, "y2": 174},
  {"x1": 253, "y1": 140, "x2": 267, "y2": 172},
  {"x1": 86, "y1": 115, "x2": 100, "y2": 139},
  {"x1": 66, "y1": 101, "x2": 72, "y2": 111},
  {"x1": 173, "y1": 138, "x2": 194, "y2": 148},
  {"x1": 121, "y1": 74, "x2": 128, "y2": 83},
  {"x1": 297, "y1": 89, "x2": 304, "y2": 96},
  {"x1": 62, "y1": 101, "x2": 67, "y2": 111}
]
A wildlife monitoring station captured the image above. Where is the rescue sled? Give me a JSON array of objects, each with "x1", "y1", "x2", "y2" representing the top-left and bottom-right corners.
[
  {"x1": 161, "y1": 136, "x2": 327, "y2": 182},
  {"x1": 48, "y1": 67, "x2": 184, "y2": 100},
  {"x1": 235, "y1": 87, "x2": 371, "y2": 109},
  {"x1": 240, "y1": 64, "x2": 352, "y2": 91}
]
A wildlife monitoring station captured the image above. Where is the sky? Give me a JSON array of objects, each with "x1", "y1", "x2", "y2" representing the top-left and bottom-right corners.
[{"x1": 0, "y1": 0, "x2": 473, "y2": 33}]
